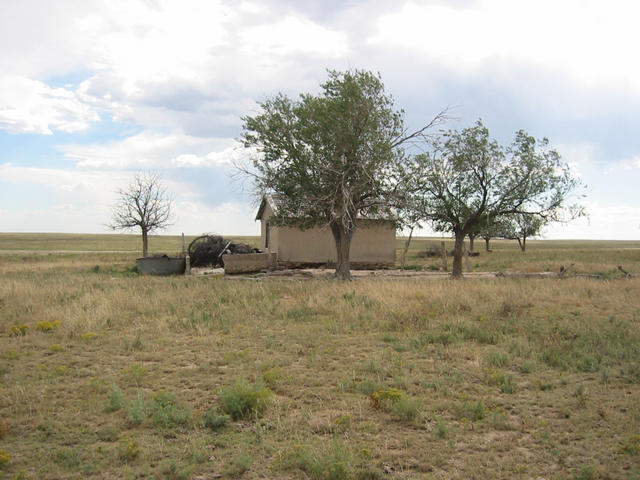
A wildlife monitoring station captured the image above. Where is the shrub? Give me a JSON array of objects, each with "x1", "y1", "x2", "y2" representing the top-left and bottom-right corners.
[
  {"x1": 391, "y1": 397, "x2": 422, "y2": 422},
  {"x1": 455, "y1": 400, "x2": 487, "y2": 422},
  {"x1": 572, "y1": 464, "x2": 595, "y2": 480},
  {"x1": 434, "y1": 415, "x2": 448, "y2": 438},
  {"x1": 488, "y1": 372, "x2": 517, "y2": 394},
  {"x1": 486, "y1": 351, "x2": 509, "y2": 367},
  {"x1": 150, "y1": 391, "x2": 192, "y2": 428},
  {"x1": 36, "y1": 320, "x2": 60, "y2": 332},
  {"x1": 105, "y1": 384, "x2": 126, "y2": 413},
  {"x1": 118, "y1": 438, "x2": 140, "y2": 462},
  {"x1": 261, "y1": 367, "x2": 281, "y2": 390},
  {"x1": 223, "y1": 453, "x2": 253, "y2": 478},
  {"x1": 9, "y1": 325, "x2": 29, "y2": 336},
  {"x1": 161, "y1": 459, "x2": 190, "y2": 480},
  {"x1": 204, "y1": 408, "x2": 229, "y2": 431},
  {"x1": 126, "y1": 392, "x2": 147, "y2": 425},
  {"x1": 218, "y1": 380, "x2": 272, "y2": 421},
  {"x1": 0, "y1": 450, "x2": 10, "y2": 469},
  {"x1": 369, "y1": 388, "x2": 406, "y2": 410},
  {"x1": 280, "y1": 441, "x2": 352, "y2": 480}
]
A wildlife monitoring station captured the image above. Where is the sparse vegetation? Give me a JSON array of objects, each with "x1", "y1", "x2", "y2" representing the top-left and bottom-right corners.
[
  {"x1": 0, "y1": 234, "x2": 639, "y2": 478},
  {"x1": 218, "y1": 379, "x2": 272, "y2": 421}
]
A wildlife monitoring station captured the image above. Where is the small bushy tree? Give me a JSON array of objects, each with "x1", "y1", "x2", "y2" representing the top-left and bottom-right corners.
[{"x1": 503, "y1": 213, "x2": 546, "y2": 252}]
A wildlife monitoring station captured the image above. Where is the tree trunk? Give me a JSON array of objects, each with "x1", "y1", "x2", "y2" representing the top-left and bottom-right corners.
[
  {"x1": 517, "y1": 237, "x2": 525, "y2": 252},
  {"x1": 330, "y1": 221, "x2": 353, "y2": 280},
  {"x1": 468, "y1": 235, "x2": 475, "y2": 253},
  {"x1": 484, "y1": 237, "x2": 490, "y2": 251},
  {"x1": 400, "y1": 226, "x2": 414, "y2": 269},
  {"x1": 142, "y1": 228, "x2": 149, "y2": 257},
  {"x1": 452, "y1": 230, "x2": 465, "y2": 278}
]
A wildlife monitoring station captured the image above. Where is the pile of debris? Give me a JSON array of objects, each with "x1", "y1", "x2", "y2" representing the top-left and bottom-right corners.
[{"x1": 188, "y1": 235, "x2": 260, "y2": 267}]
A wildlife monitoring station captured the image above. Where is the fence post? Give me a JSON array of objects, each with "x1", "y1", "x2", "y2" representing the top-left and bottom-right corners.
[{"x1": 464, "y1": 242, "x2": 471, "y2": 273}]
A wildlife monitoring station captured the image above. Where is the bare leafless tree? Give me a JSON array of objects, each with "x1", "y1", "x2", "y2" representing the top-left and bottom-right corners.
[{"x1": 108, "y1": 172, "x2": 173, "y2": 257}]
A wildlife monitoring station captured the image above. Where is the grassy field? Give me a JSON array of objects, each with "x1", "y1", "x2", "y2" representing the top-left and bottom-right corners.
[{"x1": 1, "y1": 234, "x2": 639, "y2": 479}]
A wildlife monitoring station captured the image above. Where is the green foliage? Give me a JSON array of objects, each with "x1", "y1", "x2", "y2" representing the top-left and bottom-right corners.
[
  {"x1": 160, "y1": 459, "x2": 190, "y2": 480},
  {"x1": 489, "y1": 372, "x2": 517, "y2": 394},
  {"x1": 455, "y1": 400, "x2": 487, "y2": 422},
  {"x1": 572, "y1": 464, "x2": 595, "y2": 480},
  {"x1": 391, "y1": 397, "x2": 422, "y2": 422},
  {"x1": 407, "y1": 119, "x2": 583, "y2": 276},
  {"x1": 486, "y1": 351, "x2": 509, "y2": 367},
  {"x1": 280, "y1": 441, "x2": 353, "y2": 480},
  {"x1": 218, "y1": 379, "x2": 272, "y2": 421},
  {"x1": 204, "y1": 408, "x2": 229, "y2": 431},
  {"x1": 434, "y1": 415, "x2": 448, "y2": 438},
  {"x1": 241, "y1": 69, "x2": 443, "y2": 278},
  {"x1": 222, "y1": 453, "x2": 253, "y2": 478},
  {"x1": 105, "y1": 384, "x2": 126, "y2": 413},
  {"x1": 151, "y1": 391, "x2": 192, "y2": 428},
  {"x1": 126, "y1": 392, "x2": 147, "y2": 426}
]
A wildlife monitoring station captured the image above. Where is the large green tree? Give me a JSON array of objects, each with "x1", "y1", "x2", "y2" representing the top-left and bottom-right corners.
[
  {"x1": 241, "y1": 70, "x2": 446, "y2": 279},
  {"x1": 408, "y1": 120, "x2": 583, "y2": 277}
]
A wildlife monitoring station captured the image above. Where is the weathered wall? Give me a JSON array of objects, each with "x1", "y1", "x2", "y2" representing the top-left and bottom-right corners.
[
  {"x1": 222, "y1": 252, "x2": 276, "y2": 273},
  {"x1": 259, "y1": 204, "x2": 395, "y2": 266}
]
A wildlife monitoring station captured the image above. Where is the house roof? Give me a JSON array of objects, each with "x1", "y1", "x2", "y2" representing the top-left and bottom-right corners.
[
  {"x1": 254, "y1": 194, "x2": 281, "y2": 221},
  {"x1": 255, "y1": 194, "x2": 396, "y2": 222}
]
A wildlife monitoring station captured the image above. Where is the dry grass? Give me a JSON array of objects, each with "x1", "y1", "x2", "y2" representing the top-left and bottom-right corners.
[{"x1": 0, "y1": 235, "x2": 639, "y2": 479}]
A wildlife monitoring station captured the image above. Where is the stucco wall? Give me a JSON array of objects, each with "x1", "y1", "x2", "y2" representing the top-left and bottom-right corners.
[{"x1": 259, "y1": 205, "x2": 395, "y2": 265}]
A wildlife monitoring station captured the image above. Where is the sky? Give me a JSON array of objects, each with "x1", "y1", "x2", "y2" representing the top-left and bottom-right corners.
[{"x1": 0, "y1": 0, "x2": 638, "y2": 240}]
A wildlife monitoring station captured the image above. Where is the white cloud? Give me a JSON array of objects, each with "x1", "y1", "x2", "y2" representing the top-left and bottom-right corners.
[
  {"x1": 614, "y1": 156, "x2": 640, "y2": 171},
  {"x1": 369, "y1": 0, "x2": 640, "y2": 91},
  {"x1": 545, "y1": 202, "x2": 640, "y2": 240},
  {"x1": 0, "y1": 163, "x2": 260, "y2": 235},
  {"x1": 175, "y1": 200, "x2": 258, "y2": 235},
  {"x1": 0, "y1": 163, "x2": 122, "y2": 202},
  {"x1": 0, "y1": 75, "x2": 100, "y2": 134},
  {"x1": 61, "y1": 132, "x2": 239, "y2": 170},
  {"x1": 240, "y1": 15, "x2": 349, "y2": 57},
  {"x1": 171, "y1": 145, "x2": 257, "y2": 168}
]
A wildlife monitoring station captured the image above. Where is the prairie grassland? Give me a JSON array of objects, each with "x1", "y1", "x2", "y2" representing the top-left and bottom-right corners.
[
  {"x1": 401, "y1": 237, "x2": 640, "y2": 276},
  {"x1": 0, "y1": 233, "x2": 260, "y2": 255},
  {"x1": 0, "y1": 237, "x2": 639, "y2": 479}
]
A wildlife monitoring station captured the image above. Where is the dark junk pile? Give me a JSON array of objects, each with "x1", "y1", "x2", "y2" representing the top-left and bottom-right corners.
[
  {"x1": 136, "y1": 235, "x2": 270, "y2": 276},
  {"x1": 188, "y1": 235, "x2": 260, "y2": 268}
]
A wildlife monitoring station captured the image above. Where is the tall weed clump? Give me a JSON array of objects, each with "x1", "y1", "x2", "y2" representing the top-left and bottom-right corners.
[{"x1": 218, "y1": 379, "x2": 272, "y2": 421}]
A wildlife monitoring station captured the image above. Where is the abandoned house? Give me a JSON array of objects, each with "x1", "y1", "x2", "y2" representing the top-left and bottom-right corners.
[{"x1": 255, "y1": 194, "x2": 396, "y2": 268}]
